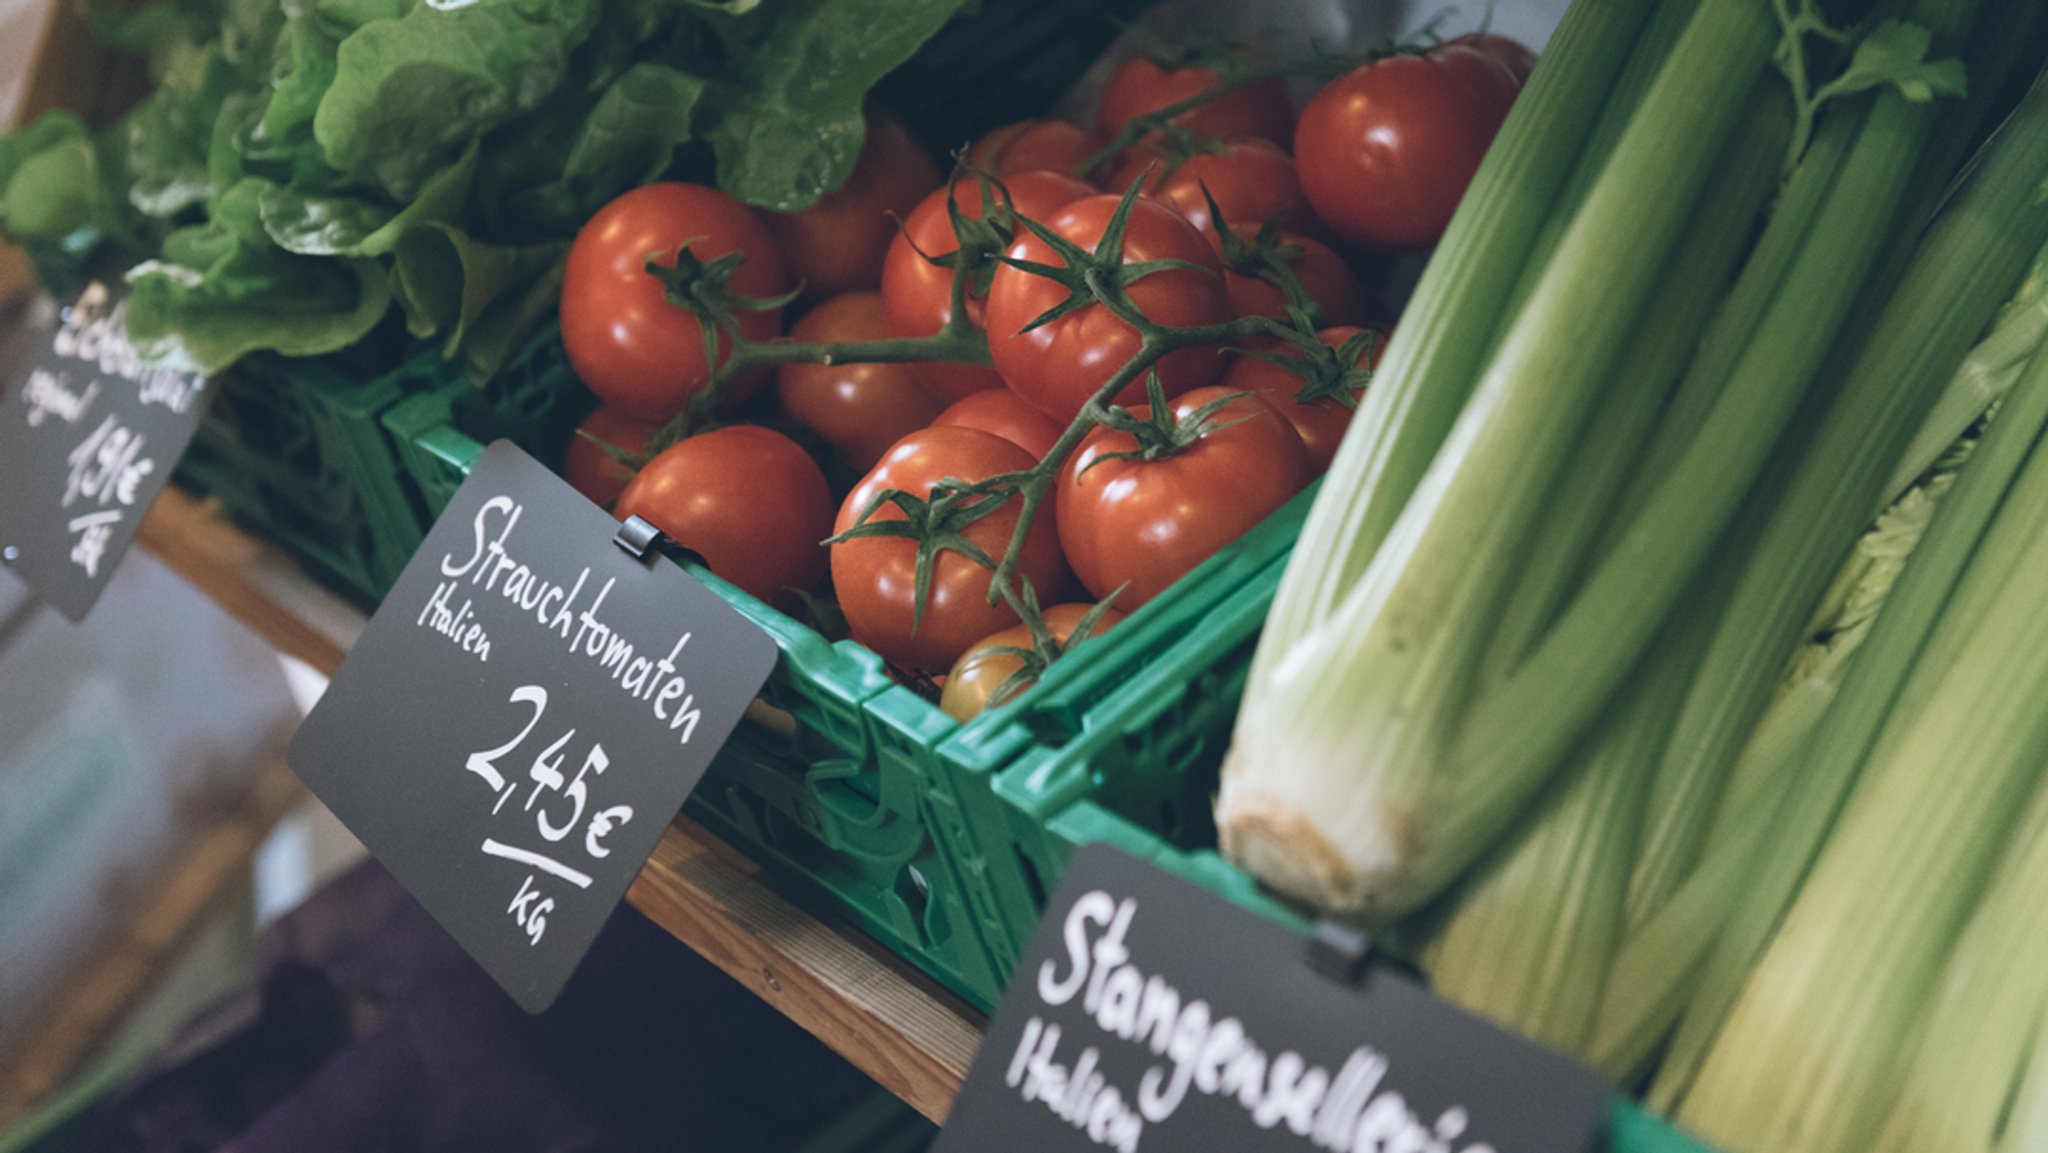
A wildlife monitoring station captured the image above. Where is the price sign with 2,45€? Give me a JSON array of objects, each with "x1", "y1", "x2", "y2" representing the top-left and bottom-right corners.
[
  {"x1": 0, "y1": 283, "x2": 210, "y2": 620},
  {"x1": 288, "y1": 441, "x2": 777, "y2": 1012}
]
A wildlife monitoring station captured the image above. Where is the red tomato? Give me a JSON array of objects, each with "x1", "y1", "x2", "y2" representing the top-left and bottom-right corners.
[
  {"x1": 1217, "y1": 222, "x2": 1378, "y2": 329},
  {"x1": 768, "y1": 109, "x2": 942, "y2": 299},
  {"x1": 1108, "y1": 135, "x2": 1315, "y2": 239},
  {"x1": 561, "y1": 405, "x2": 660, "y2": 510},
  {"x1": 1293, "y1": 42, "x2": 1524, "y2": 251},
  {"x1": 831, "y1": 427, "x2": 1070, "y2": 672},
  {"x1": 776, "y1": 292, "x2": 946, "y2": 469},
  {"x1": 965, "y1": 120, "x2": 1103, "y2": 178},
  {"x1": 932, "y1": 389, "x2": 1063, "y2": 460},
  {"x1": 562, "y1": 183, "x2": 788, "y2": 421},
  {"x1": 1057, "y1": 387, "x2": 1311, "y2": 607},
  {"x1": 880, "y1": 169, "x2": 1096, "y2": 402},
  {"x1": 1453, "y1": 32, "x2": 1539, "y2": 84},
  {"x1": 938, "y1": 601, "x2": 1126, "y2": 721},
  {"x1": 1098, "y1": 51, "x2": 1294, "y2": 145},
  {"x1": 984, "y1": 194, "x2": 1232, "y2": 422},
  {"x1": 614, "y1": 425, "x2": 833, "y2": 607},
  {"x1": 1219, "y1": 325, "x2": 1388, "y2": 471}
]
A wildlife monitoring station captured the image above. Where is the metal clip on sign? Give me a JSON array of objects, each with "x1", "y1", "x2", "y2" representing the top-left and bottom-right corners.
[
  {"x1": 613, "y1": 515, "x2": 706, "y2": 570},
  {"x1": 1306, "y1": 918, "x2": 1428, "y2": 987}
]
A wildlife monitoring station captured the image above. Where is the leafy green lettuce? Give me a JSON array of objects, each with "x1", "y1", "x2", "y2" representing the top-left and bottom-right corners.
[{"x1": 3, "y1": 0, "x2": 994, "y2": 376}]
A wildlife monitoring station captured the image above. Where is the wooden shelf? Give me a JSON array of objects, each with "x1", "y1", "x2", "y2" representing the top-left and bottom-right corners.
[{"x1": 135, "y1": 487, "x2": 987, "y2": 1125}]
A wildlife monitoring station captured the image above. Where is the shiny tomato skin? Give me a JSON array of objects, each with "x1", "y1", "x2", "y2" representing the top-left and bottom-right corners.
[
  {"x1": 1428, "y1": 39, "x2": 1525, "y2": 130},
  {"x1": 832, "y1": 426, "x2": 1071, "y2": 672},
  {"x1": 613, "y1": 425, "x2": 832, "y2": 607},
  {"x1": 1108, "y1": 136, "x2": 1314, "y2": 239},
  {"x1": 768, "y1": 110, "x2": 942, "y2": 299},
  {"x1": 1219, "y1": 325, "x2": 1388, "y2": 471},
  {"x1": 931, "y1": 389, "x2": 1064, "y2": 460},
  {"x1": 965, "y1": 120, "x2": 1103, "y2": 177},
  {"x1": 881, "y1": 169, "x2": 1097, "y2": 402},
  {"x1": 562, "y1": 182, "x2": 788, "y2": 421},
  {"x1": 561, "y1": 404, "x2": 660, "y2": 510},
  {"x1": 1218, "y1": 223, "x2": 1378, "y2": 329},
  {"x1": 1452, "y1": 32, "x2": 1538, "y2": 84},
  {"x1": 938, "y1": 602, "x2": 1127, "y2": 721},
  {"x1": 1098, "y1": 54, "x2": 1294, "y2": 145},
  {"x1": 1293, "y1": 45, "x2": 1522, "y2": 252},
  {"x1": 984, "y1": 194, "x2": 1232, "y2": 422},
  {"x1": 1057, "y1": 387, "x2": 1311, "y2": 607},
  {"x1": 776, "y1": 292, "x2": 946, "y2": 470}
]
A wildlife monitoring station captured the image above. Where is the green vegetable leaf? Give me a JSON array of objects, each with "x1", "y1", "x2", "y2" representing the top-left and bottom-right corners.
[
  {"x1": 1817, "y1": 20, "x2": 1967, "y2": 106},
  {"x1": 391, "y1": 221, "x2": 565, "y2": 353},
  {"x1": 0, "y1": 113, "x2": 99, "y2": 239},
  {"x1": 120, "y1": 47, "x2": 241, "y2": 218},
  {"x1": 500, "y1": 62, "x2": 703, "y2": 235},
  {"x1": 313, "y1": 0, "x2": 596, "y2": 202},
  {"x1": 125, "y1": 179, "x2": 393, "y2": 371},
  {"x1": 704, "y1": 0, "x2": 964, "y2": 211},
  {"x1": 312, "y1": 0, "x2": 410, "y2": 37},
  {"x1": 259, "y1": 141, "x2": 477, "y2": 256}
]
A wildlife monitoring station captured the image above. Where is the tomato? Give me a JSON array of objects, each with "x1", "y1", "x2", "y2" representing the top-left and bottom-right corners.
[
  {"x1": 1217, "y1": 222, "x2": 1379, "y2": 329},
  {"x1": 1452, "y1": 32, "x2": 1539, "y2": 84},
  {"x1": 1108, "y1": 135, "x2": 1315, "y2": 239},
  {"x1": 984, "y1": 194, "x2": 1232, "y2": 422},
  {"x1": 1293, "y1": 42, "x2": 1524, "y2": 251},
  {"x1": 831, "y1": 427, "x2": 1070, "y2": 672},
  {"x1": 561, "y1": 404, "x2": 660, "y2": 510},
  {"x1": 965, "y1": 119, "x2": 1103, "y2": 178},
  {"x1": 614, "y1": 425, "x2": 833, "y2": 607},
  {"x1": 1219, "y1": 325, "x2": 1388, "y2": 471},
  {"x1": 1098, "y1": 51, "x2": 1295, "y2": 145},
  {"x1": 768, "y1": 109, "x2": 942, "y2": 299},
  {"x1": 938, "y1": 602, "x2": 1127, "y2": 721},
  {"x1": 562, "y1": 183, "x2": 789, "y2": 421},
  {"x1": 1057, "y1": 386, "x2": 1311, "y2": 607},
  {"x1": 880, "y1": 169, "x2": 1096, "y2": 402},
  {"x1": 932, "y1": 389, "x2": 1063, "y2": 460},
  {"x1": 776, "y1": 293, "x2": 946, "y2": 469}
]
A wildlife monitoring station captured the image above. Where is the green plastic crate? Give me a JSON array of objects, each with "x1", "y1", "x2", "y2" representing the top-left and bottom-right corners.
[
  {"x1": 380, "y1": 329, "x2": 593, "y2": 528},
  {"x1": 173, "y1": 349, "x2": 444, "y2": 605}
]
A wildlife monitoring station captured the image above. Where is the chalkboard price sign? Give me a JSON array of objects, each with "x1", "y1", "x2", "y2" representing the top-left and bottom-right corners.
[
  {"x1": 288, "y1": 441, "x2": 778, "y2": 1012},
  {"x1": 0, "y1": 283, "x2": 211, "y2": 620},
  {"x1": 934, "y1": 845, "x2": 1611, "y2": 1153}
]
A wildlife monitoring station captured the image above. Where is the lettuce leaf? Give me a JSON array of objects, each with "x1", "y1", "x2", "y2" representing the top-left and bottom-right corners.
[{"x1": 702, "y1": 0, "x2": 963, "y2": 211}]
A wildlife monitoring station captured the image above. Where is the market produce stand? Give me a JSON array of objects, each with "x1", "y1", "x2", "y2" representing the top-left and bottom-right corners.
[{"x1": 133, "y1": 486, "x2": 986, "y2": 1124}]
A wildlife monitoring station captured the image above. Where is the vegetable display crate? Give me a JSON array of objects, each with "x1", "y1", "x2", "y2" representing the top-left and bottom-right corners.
[
  {"x1": 391, "y1": 352, "x2": 1320, "y2": 1005},
  {"x1": 172, "y1": 349, "x2": 442, "y2": 606},
  {"x1": 379, "y1": 329, "x2": 595, "y2": 539}
]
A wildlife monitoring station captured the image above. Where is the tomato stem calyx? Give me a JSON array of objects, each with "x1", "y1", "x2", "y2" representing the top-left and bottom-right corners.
[
  {"x1": 825, "y1": 475, "x2": 1022, "y2": 634},
  {"x1": 1087, "y1": 370, "x2": 1260, "y2": 467}
]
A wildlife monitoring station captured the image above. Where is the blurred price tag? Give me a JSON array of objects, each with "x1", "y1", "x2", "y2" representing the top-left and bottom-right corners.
[{"x1": 0, "y1": 283, "x2": 210, "y2": 620}]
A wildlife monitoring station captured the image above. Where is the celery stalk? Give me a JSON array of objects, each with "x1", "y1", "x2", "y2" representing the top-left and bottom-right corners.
[
  {"x1": 1869, "y1": 777, "x2": 2048, "y2": 1153},
  {"x1": 1674, "y1": 492, "x2": 2048, "y2": 1153},
  {"x1": 1644, "y1": 73, "x2": 2048, "y2": 1108},
  {"x1": 1422, "y1": 573, "x2": 1721, "y2": 1056},
  {"x1": 1255, "y1": 0, "x2": 1661, "y2": 657},
  {"x1": 1476, "y1": 84, "x2": 1788, "y2": 685},
  {"x1": 1218, "y1": 0, "x2": 1779, "y2": 917},
  {"x1": 1591, "y1": 271, "x2": 2048, "y2": 1083},
  {"x1": 1999, "y1": 1032, "x2": 2048, "y2": 1153}
]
